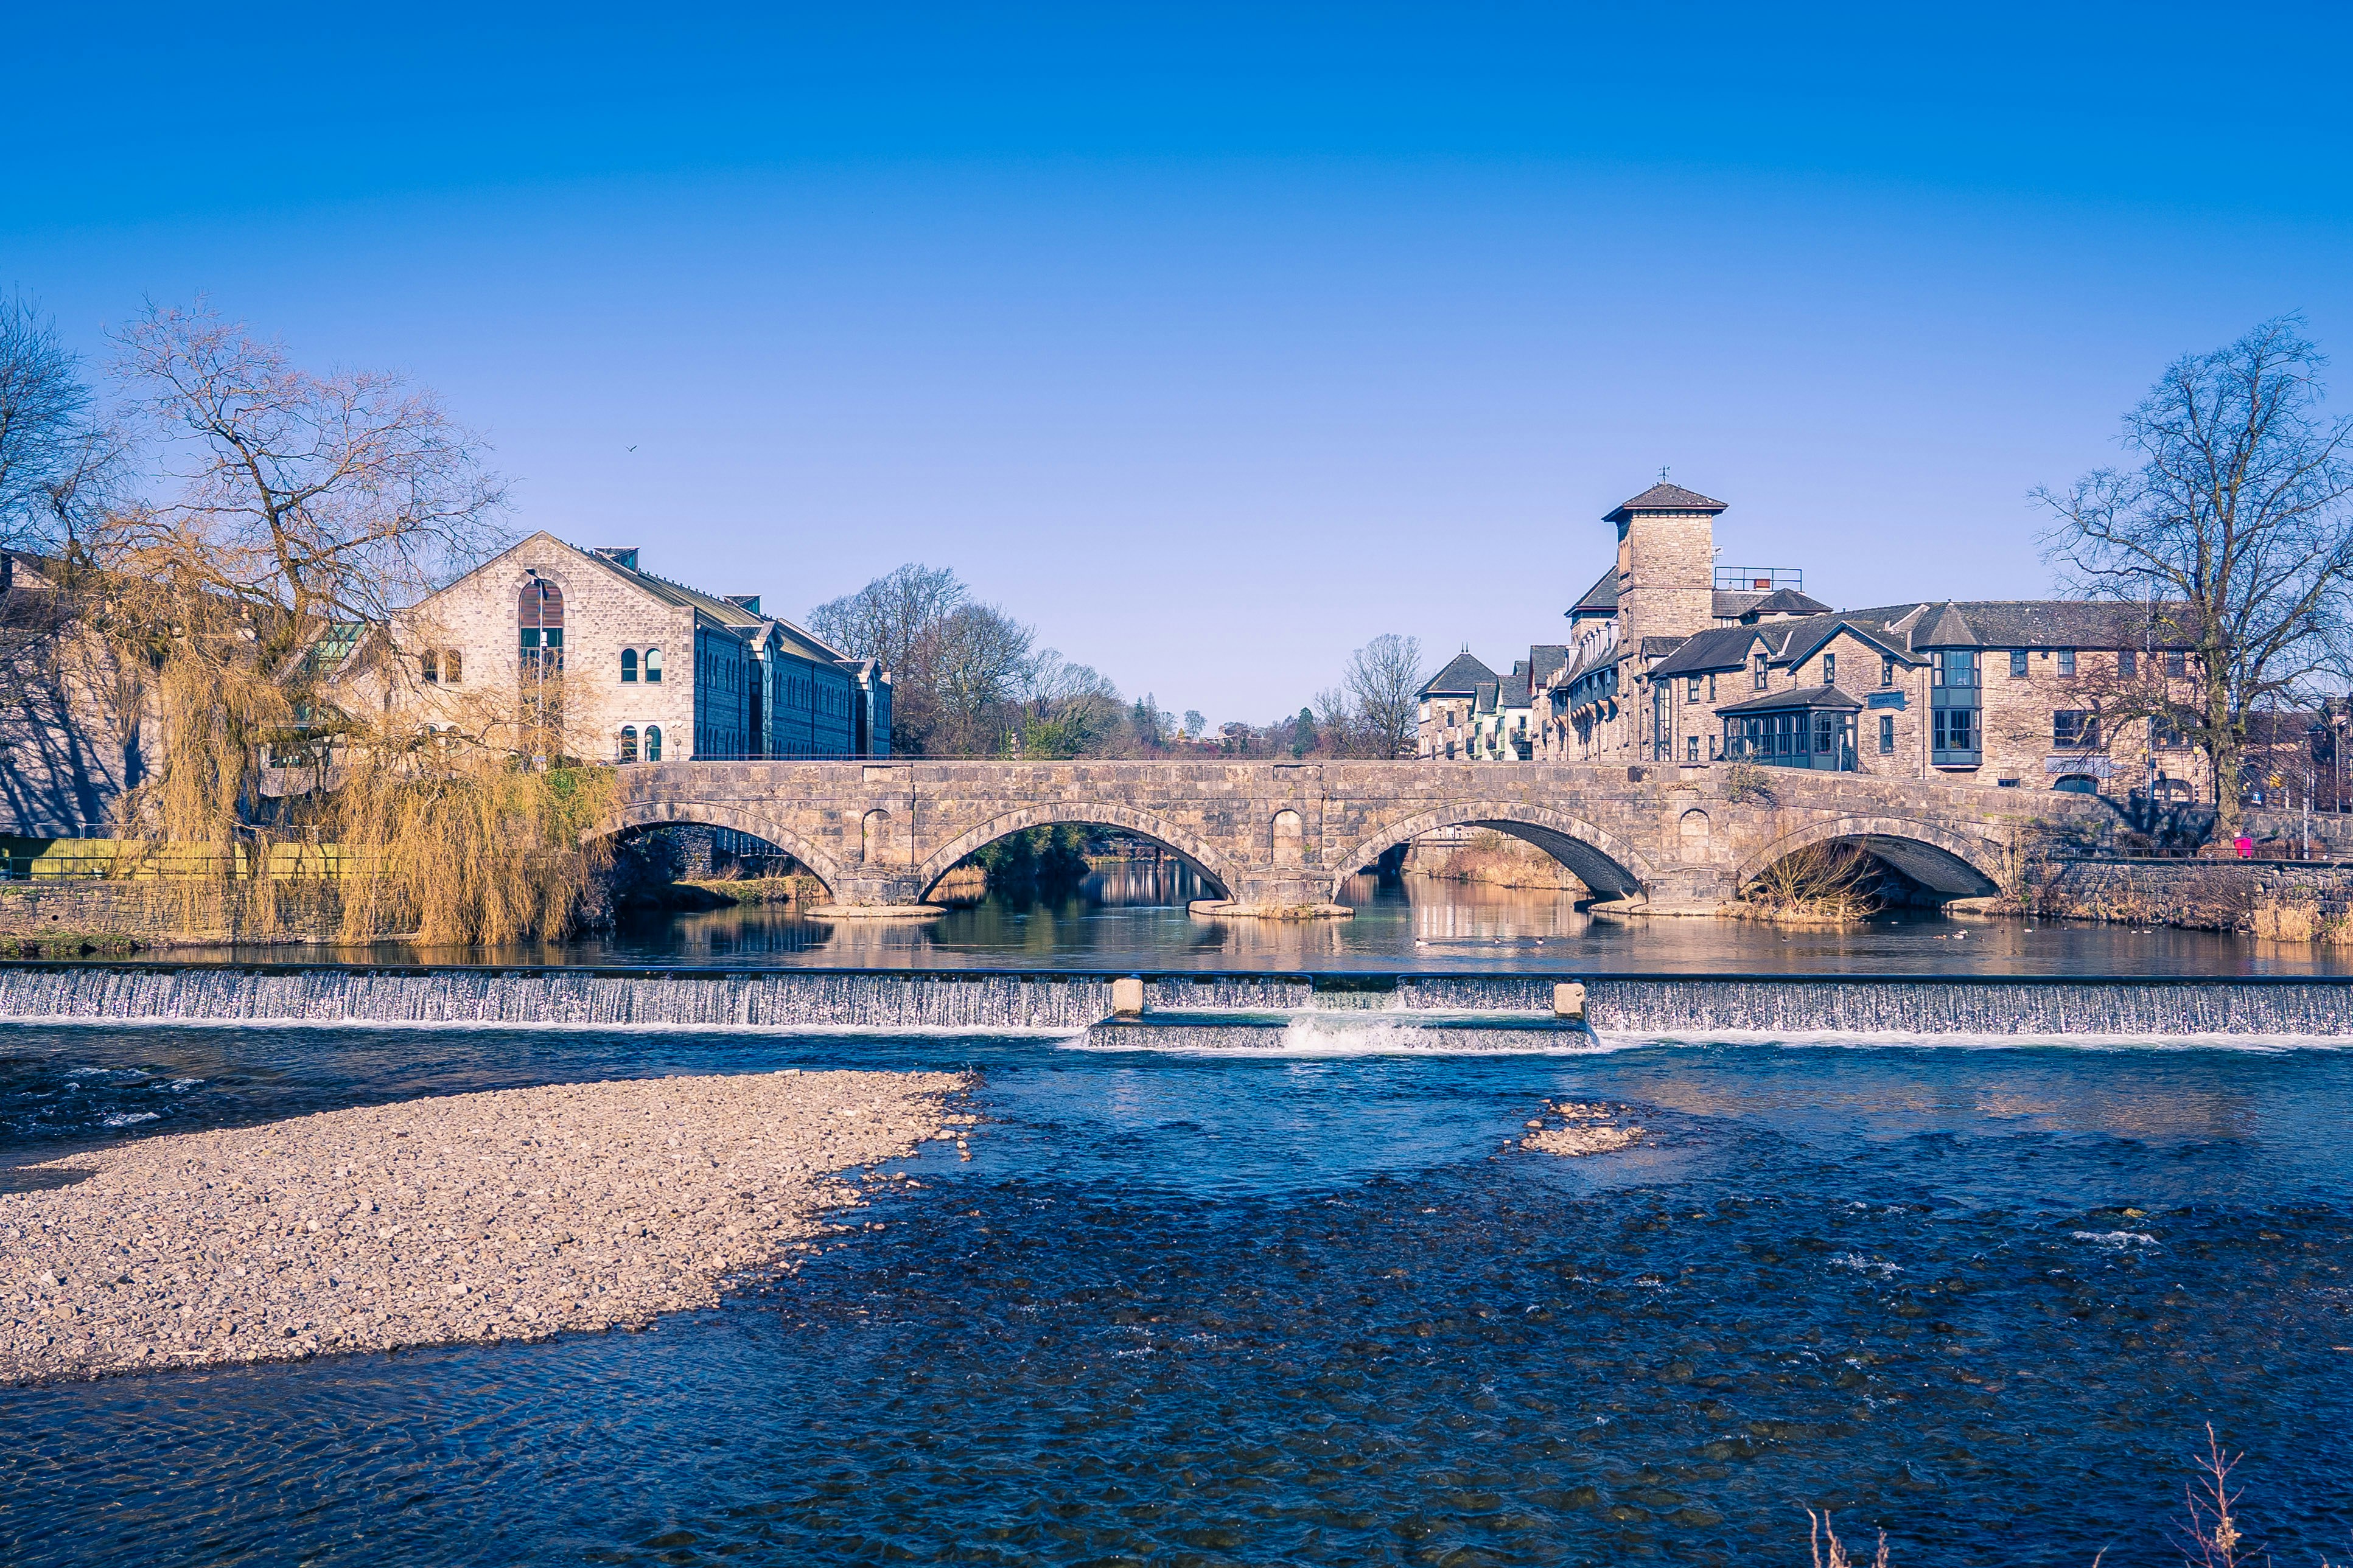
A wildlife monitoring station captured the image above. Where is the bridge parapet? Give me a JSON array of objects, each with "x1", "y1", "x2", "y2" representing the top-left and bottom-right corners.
[{"x1": 592, "y1": 760, "x2": 2110, "y2": 915}]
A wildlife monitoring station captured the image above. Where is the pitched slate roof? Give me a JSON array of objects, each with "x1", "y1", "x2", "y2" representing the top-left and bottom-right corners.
[
  {"x1": 1746, "y1": 588, "x2": 1831, "y2": 618},
  {"x1": 1421, "y1": 651, "x2": 1500, "y2": 697},
  {"x1": 1647, "y1": 625, "x2": 1765, "y2": 678},
  {"x1": 1716, "y1": 683, "x2": 1862, "y2": 716},
  {"x1": 1570, "y1": 568, "x2": 1618, "y2": 614},
  {"x1": 1604, "y1": 483, "x2": 1727, "y2": 522},
  {"x1": 567, "y1": 537, "x2": 853, "y2": 662},
  {"x1": 1528, "y1": 644, "x2": 1570, "y2": 686},
  {"x1": 1500, "y1": 668, "x2": 1531, "y2": 706}
]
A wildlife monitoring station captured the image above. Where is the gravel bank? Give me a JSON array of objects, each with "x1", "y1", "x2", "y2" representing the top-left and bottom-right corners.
[{"x1": 1, "y1": 1068, "x2": 968, "y2": 1386}]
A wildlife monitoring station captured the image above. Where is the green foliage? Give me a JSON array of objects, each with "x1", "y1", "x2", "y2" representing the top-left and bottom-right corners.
[{"x1": 970, "y1": 824, "x2": 1093, "y2": 893}]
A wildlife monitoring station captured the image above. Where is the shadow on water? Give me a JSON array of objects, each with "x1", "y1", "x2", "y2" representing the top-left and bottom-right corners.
[{"x1": 1, "y1": 1026, "x2": 2351, "y2": 1565}]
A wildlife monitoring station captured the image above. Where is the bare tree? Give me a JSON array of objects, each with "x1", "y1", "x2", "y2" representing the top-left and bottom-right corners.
[
  {"x1": 107, "y1": 301, "x2": 506, "y2": 665},
  {"x1": 0, "y1": 294, "x2": 127, "y2": 556},
  {"x1": 806, "y1": 562, "x2": 965, "y2": 680},
  {"x1": 1341, "y1": 633, "x2": 1428, "y2": 759},
  {"x1": 88, "y1": 302, "x2": 509, "y2": 844},
  {"x1": 2038, "y1": 316, "x2": 2353, "y2": 834},
  {"x1": 924, "y1": 602, "x2": 1035, "y2": 753}
]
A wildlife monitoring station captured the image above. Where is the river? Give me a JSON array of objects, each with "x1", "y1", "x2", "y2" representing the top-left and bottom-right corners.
[{"x1": 2, "y1": 874, "x2": 2349, "y2": 1564}]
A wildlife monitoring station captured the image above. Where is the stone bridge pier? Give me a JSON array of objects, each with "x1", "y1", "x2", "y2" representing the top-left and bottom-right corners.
[{"x1": 595, "y1": 760, "x2": 2106, "y2": 916}]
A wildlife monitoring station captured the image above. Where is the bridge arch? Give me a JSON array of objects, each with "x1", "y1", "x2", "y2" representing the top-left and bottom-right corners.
[
  {"x1": 1327, "y1": 803, "x2": 1657, "y2": 902},
  {"x1": 912, "y1": 804, "x2": 1241, "y2": 902},
  {"x1": 1735, "y1": 815, "x2": 2002, "y2": 901},
  {"x1": 588, "y1": 798, "x2": 848, "y2": 897}
]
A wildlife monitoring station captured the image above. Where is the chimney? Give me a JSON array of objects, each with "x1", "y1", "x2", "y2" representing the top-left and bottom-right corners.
[
  {"x1": 725, "y1": 594, "x2": 761, "y2": 615},
  {"x1": 593, "y1": 547, "x2": 640, "y2": 570}
]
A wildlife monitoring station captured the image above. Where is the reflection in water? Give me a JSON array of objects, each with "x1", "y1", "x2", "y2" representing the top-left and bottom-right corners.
[
  {"x1": 2, "y1": 1030, "x2": 2349, "y2": 1566},
  {"x1": 72, "y1": 863, "x2": 2353, "y2": 977}
]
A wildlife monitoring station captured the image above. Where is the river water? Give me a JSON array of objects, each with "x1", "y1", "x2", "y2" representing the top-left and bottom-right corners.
[
  {"x1": 4, "y1": 1016, "x2": 2352, "y2": 1564},
  {"x1": 4, "y1": 873, "x2": 2351, "y2": 1563},
  {"x1": 95, "y1": 866, "x2": 2353, "y2": 976}
]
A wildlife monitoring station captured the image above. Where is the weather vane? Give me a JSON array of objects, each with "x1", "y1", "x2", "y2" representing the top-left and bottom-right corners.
[{"x1": 1659, "y1": 465, "x2": 1671, "y2": 483}]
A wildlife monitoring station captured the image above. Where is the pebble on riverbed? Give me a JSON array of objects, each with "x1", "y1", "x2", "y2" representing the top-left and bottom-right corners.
[
  {"x1": 1522, "y1": 1101, "x2": 1645, "y2": 1157},
  {"x1": 0, "y1": 1068, "x2": 965, "y2": 1387}
]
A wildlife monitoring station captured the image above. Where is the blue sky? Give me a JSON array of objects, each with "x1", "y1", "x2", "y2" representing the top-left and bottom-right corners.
[{"x1": 10, "y1": 3, "x2": 2353, "y2": 723}]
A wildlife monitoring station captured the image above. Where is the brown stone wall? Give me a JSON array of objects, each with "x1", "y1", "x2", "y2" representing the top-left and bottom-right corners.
[
  {"x1": 601, "y1": 756, "x2": 2115, "y2": 913},
  {"x1": 2030, "y1": 857, "x2": 2353, "y2": 934},
  {"x1": 0, "y1": 882, "x2": 344, "y2": 946},
  {"x1": 401, "y1": 535, "x2": 699, "y2": 764},
  {"x1": 1616, "y1": 510, "x2": 1715, "y2": 650},
  {"x1": 1971, "y1": 647, "x2": 2211, "y2": 801}
]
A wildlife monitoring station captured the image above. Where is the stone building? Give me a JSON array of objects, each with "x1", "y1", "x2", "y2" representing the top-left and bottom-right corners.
[
  {"x1": 396, "y1": 534, "x2": 890, "y2": 764},
  {"x1": 1416, "y1": 649, "x2": 1565, "y2": 761},
  {"x1": 0, "y1": 549, "x2": 155, "y2": 835},
  {"x1": 1519, "y1": 483, "x2": 2213, "y2": 803}
]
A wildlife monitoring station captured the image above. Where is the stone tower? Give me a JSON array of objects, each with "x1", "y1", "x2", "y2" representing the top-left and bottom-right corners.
[{"x1": 1606, "y1": 481, "x2": 1725, "y2": 650}]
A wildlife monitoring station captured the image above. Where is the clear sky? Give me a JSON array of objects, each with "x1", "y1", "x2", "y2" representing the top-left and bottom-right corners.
[{"x1": 10, "y1": 3, "x2": 2352, "y2": 724}]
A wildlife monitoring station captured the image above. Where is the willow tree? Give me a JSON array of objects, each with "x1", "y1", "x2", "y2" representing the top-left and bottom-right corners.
[
  {"x1": 2039, "y1": 316, "x2": 2353, "y2": 835},
  {"x1": 90, "y1": 302, "x2": 608, "y2": 942}
]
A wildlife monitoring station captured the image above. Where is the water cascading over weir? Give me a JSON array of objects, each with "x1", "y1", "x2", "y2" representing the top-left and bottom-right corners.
[{"x1": 2, "y1": 964, "x2": 2350, "y2": 1042}]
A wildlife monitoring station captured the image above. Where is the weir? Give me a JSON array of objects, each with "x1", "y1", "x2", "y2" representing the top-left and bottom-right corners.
[{"x1": 1, "y1": 963, "x2": 2349, "y2": 1038}]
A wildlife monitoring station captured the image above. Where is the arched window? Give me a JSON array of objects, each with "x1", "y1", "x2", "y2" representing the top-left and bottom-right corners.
[
  {"x1": 420, "y1": 649, "x2": 438, "y2": 684},
  {"x1": 618, "y1": 725, "x2": 638, "y2": 764},
  {"x1": 621, "y1": 648, "x2": 638, "y2": 683},
  {"x1": 645, "y1": 647, "x2": 663, "y2": 683},
  {"x1": 644, "y1": 725, "x2": 662, "y2": 761},
  {"x1": 444, "y1": 650, "x2": 462, "y2": 685},
  {"x1": 519, "y1": 577, "x2": 565, "y2": 671}
]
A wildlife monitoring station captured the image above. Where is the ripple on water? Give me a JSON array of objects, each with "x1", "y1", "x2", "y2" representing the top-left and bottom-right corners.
[{"x1": 0, "y1": 1032, "x2": 2347, "y2": 1566}]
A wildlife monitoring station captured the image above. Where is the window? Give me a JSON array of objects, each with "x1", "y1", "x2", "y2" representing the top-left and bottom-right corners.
[
  {"x1": 2058, "y1": 648, "x2": 2077, "y2": 677},
  {"x1": 618, "y1": 725, "x2": 638, "y2": 763},
  {"x1": 421, "y1": 650, "x2": 438, "y2": 684},
  {"x1": 621, "y1": 648, "x2": 638, "y2": 683},
  {"x1": 1707, "y1": 672, "x2": 1716, "y2": 701},
  {"x1": 1881, "y1": 656, "x2": 1895, "y2": 686},
  {"x1": 1687, "y1": 675, "x2": 1701, "y2": 703},
  {"x1": 517, "y1": 577, "x2": 565, "y2": 672},
  {"x1": 2054, "y1": 709, "x2": 2097, "y2": 748},
  {"x1": 444, "y1": 650, "x2": 461, "y2": 685},
  {"x1": 1879, "y1": 714, "x2": 1896, "y2": 753},
  {"x1": 2118, "y1": 648, "x2": 2136, "y2": 679},
  {"x1": 1933, "y1": 650, "x2": 1976, "y2": 688},
  {"x1": 1822, "y1": 652, "x2": 1836, "y2": 685},
  {"x1": 2152, "y1": 715, "x2": 2190, "y2": 750},
  {"x1": 1814, "y1": 713, "x2": 1836, "y2": 755},
  {"x1": 1753, "y1": 653, "x2": 1768, "y2": 691},
  {"x1": 1687, "y1": 734, "x2": 1700, "y2": 762},
  {"x1": 645, "y1": 725, "x2": 662, "y2": 761},
  {"x1": 1933, "y1": 706, "x2": 1977, "y2": 757},
  {"x1": 2166, "y1": 650, "x2": 2187, "y2": 677},
  {"x1": 2010, "y1": 650, "x2": 2028, "y2": 678}
]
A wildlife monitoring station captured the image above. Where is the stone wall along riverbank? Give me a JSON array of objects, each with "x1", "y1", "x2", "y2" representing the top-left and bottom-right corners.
[{"x1": 1, "y1": 1068, "x2": 967, "y2": 1387}]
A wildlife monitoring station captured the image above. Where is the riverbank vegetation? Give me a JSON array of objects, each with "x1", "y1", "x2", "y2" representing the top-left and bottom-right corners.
[{"x1": 0, "y1": 296, "x2": 612, "y2": 943}]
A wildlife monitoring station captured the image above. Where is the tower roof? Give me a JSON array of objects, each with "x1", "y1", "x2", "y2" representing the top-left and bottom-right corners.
[{"x1": 1603, "y1": 482, "x2": 1727, "y2": 523}]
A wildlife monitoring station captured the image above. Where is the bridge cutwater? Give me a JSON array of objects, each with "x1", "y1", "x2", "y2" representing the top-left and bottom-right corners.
[{"x1": 596, "y1": 759, "x2": 2109, "y2": 915}]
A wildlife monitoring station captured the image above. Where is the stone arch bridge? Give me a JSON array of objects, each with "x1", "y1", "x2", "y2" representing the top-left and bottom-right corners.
[{"x1": 595, "y1": 761, "x2": 2107, "y2": 914}]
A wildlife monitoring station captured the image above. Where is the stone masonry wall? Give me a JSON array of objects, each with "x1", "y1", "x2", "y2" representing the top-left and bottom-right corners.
[
  {"x1": 2029, "y1": 857, "x2": 2353, "y2": 934},
  {"x1": 401, "y1": 534, "x2": 699, "y2": 765},
  {"x1": 601, "y1": 757, "x2": 2117, "y2": 911},
  {"x1": 0, "y1": 882, "x2": 344, "y2": 946}
]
